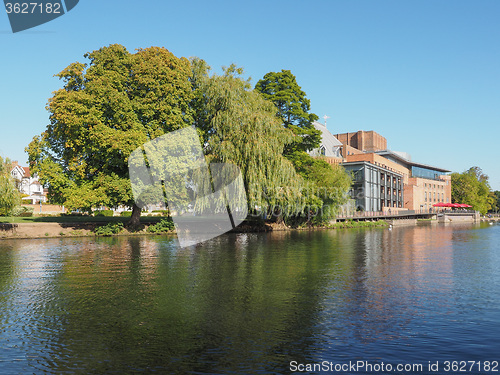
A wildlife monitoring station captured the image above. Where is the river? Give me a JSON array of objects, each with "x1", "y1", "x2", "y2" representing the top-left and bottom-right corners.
[{"x1": 0, "y1": 222, "x2": 499, "y2": 374}]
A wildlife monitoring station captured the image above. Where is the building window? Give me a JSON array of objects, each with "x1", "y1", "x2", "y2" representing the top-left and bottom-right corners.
[{"x1": 425, "y1": 192, "x2": 427, "y2": 202}]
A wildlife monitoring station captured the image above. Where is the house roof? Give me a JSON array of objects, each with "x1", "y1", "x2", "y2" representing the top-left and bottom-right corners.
[{"x1": 309, "y1": 121, "x2": 343, "y2": 157}]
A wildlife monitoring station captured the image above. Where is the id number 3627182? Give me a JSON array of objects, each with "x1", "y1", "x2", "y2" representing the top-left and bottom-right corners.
[{"x1": 5, "y1": 2, "x2": 62, "y2": 14}]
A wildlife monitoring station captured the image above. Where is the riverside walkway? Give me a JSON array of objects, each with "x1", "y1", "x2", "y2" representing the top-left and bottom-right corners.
[{"x1": 336, "y1": 210, "x2": 479, "y2": 223}]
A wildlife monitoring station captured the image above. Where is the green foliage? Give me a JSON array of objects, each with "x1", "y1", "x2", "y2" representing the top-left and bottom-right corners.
[
  {"x1": 147, "y1": 218, "x2": 175, "y2": 233},
  {"x1": 451, "y1": 166, "x2": 494, "y2": 215},
  {"x1": 26, "y1": 44, "x2": 194, "y2": 216},
  {"x1": 255, "y1": 70, "x2": 321, "y2": 153},
  {"x1": 94, "y1": 222, "x2": 124, "y2": 236},
  {"x1": 94, "y1": 209, "x2": 114, "y2": 217},
  {"x1": 286, "y1": 151, "x2": 351, "y2": 224},
  {"x1": 11, "y1": 206, "x2": 34, "y2": 217},
  {"x1": 490, "y1": 191, "x2": 500, "y2": 213},
  {"x1": 330, "y1": 220, "x2": 389, "y2": 229},
  {"x1": 0, "y1": 156, "x2": 21, "y2": 216},
  {"x1": 151, "y1": 210, "x2": 171, "y2": 216},
  {"x1": 120, "y1": 211, "x2": 132, "y2": 217},
  {"x1": 191, "y1": 59, "x2": 306, "y2": 220}
]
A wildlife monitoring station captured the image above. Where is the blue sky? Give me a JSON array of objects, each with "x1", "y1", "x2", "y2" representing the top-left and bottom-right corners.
[{"x1": 1, "y1": 0, "x2": 499, "y2": 189}]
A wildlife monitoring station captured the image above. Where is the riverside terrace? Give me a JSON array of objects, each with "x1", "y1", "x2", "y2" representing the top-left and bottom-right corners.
[{"x1": 336, "y1": 209, "x2": 480, "y2": 224}]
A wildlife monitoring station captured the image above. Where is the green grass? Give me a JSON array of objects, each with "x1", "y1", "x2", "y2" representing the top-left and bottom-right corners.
[
  {"x1": 0, "y1": 215, "x2": 165, "y2": 224},
  {"x1": 329, "y1": 220, "x2": 389, "y2": 229}
]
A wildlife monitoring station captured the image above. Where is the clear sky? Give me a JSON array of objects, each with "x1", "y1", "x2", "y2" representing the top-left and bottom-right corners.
[{"x1": 1, "y1": 0, "x2": 499, "y2": 189}]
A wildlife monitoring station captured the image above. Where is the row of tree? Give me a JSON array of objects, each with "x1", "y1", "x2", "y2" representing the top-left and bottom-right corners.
[{"x1": 25, "y1": 44, "x2": 351, "y2": 225}]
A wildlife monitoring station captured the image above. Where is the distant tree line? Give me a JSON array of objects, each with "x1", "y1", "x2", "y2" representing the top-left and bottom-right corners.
[{"x1": 451, "y1": 166, "x2": 496, "y2": 215}]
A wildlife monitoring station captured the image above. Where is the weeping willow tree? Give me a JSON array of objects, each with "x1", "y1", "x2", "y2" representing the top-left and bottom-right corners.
[{"x1": 191, "y1": 59, "x2": 307, "y2": 220}]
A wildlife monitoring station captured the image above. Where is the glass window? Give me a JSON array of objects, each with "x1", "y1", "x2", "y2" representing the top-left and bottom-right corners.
[{"x1": 412, "y1": 166, "x2": 444, "y2": 180}]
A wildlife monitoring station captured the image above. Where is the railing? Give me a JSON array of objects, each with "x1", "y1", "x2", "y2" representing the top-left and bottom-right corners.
[{"x1": 337, "y1": 209, "x2": 479, "y2": 220}]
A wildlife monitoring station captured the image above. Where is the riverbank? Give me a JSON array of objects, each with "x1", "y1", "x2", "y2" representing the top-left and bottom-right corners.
[
  {"x1": 0, "y1": 216, "x2": 172, "y2": 239},
  {"x1": 0, "y1": 217, "x2": 392, "y2": 240}
]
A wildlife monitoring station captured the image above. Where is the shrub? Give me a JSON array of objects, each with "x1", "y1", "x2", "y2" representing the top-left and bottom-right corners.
[
  {"x1": 151, "y1": 209, "x2": 170, "y2": 217},
  {"x1": 11, "y1": 206, "x2": 34, "y2": 217},
  {"x1": 62, "y1": 212, "x2": 86, "y2": 216},
  {"x1": 120, "y1": 211, "x2": 132, "y2": 217},
  {"x1": 94, "y1": 222, "x2": 124, "y2": 236},
  {"x1": 147, "y1": 218, "x2": 175, "y2": 233},
  {"x1": 94, "y1": 209, "x2": 114, "y2": 217}
]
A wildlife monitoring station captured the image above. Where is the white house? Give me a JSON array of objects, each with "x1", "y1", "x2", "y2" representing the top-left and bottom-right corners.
[{"x1": 10, "y1": 162, "x2": 47, "y2": 204}]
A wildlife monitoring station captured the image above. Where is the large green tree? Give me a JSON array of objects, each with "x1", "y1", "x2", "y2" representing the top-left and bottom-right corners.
[
  {"x1": 26, "y1": 44, "x2": 194, "y2": 225},
  {"x1": 191, "y1": 60, "x2": 306, "y2": 220},
  {"x1": 286, "y1": 151, "x2": 351, "y2": 223},
  {"x1": 490, "y1": 191, "x2": 500, "y2": 213},
  {"x1": 0, "y1": 156, "x2": 20, "y2": 216},
  {"x1": 451, "y1": 166, "x2": 495, "y2": 215},
  {"x1": 255, "y1": 70, "x2": 321, "y2": 153}
]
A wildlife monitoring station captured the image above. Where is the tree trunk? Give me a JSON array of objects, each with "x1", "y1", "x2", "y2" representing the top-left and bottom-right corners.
[{"x1": 128, "y1": 203, "x2": 141, "y2": 227}]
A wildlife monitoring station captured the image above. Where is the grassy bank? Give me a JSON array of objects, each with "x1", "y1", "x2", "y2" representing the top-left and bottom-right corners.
[
  {"x1": 328, "y1": 220, "x2": 389, "y2": 229},
  {"x1": 0, "y1": 215, "x2": 164, "y2": 224}
]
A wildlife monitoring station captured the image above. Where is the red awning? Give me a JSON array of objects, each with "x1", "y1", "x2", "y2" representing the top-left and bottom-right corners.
[
  {"x1": 432, "y1": 202, "x2": 449, "y2": 207},
  {"x1": 433, "y1": 203, "x2": 473, "y2": 208}
]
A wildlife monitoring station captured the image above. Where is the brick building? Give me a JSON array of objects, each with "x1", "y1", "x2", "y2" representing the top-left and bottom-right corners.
[
  {"x1": 375, "y1": 150, "x2": 451, "y2": 211},
  {"x1": 313, "y1": 125, "x2": 452, "y2": 212},
  {"x1": 334, "y1": 130, "x2": 387, "y2": 153}
]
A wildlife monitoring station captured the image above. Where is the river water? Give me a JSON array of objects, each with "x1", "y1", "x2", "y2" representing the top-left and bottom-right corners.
[{"x1": 0, "y1": 223, "x2": 499, "y2": 374}]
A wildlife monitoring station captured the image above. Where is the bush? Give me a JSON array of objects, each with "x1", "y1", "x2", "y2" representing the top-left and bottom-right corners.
[
  {"x1": 11, "y1": 206, "x2": 34, "y2": 217},
  {"x1": 120, "y1": 211, "x2": 132, "y2": 217},
  {"x1": 94, "y1": 209, "x2": 114, "y2": 217},
  {"x1": 147, "y1": 218, "x2": 175, "y2": 233},
  {"x1": 151, "y1": 210, "x2": 170, "y2": 217},
  {"x1": 62, "y1": 212, "x2": 86, "y2": 216},
  {"x1": 94, "y1": 222, "x2": 124, "y2": 236}
]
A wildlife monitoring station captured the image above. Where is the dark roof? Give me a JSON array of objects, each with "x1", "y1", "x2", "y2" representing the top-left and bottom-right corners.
[{"x1": 341, "y1": 160, "x2": 404, "y2": 177}]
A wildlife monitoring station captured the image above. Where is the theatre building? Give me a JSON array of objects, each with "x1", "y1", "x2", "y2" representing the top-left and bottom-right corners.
[
  {"x1": 342, "y1": 160, "x2": 404, "y2": 212},
  {"x1": 313, "y1": 128, "x2": 452, "y2": 213},
  {"x1": 375, "y1": 150, "x2": 451, "y2": 211}
]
